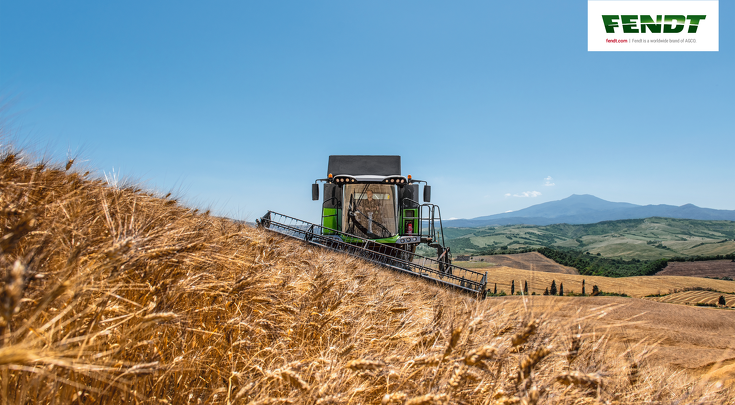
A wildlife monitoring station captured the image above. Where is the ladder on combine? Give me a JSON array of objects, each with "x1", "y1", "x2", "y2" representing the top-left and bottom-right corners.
[{"x1": 257, "y1": 211, "x2": 488, "y2": 297}]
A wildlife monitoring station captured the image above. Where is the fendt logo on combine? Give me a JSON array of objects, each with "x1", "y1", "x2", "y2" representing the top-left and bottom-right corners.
[{"x1": 602, "y1": 15, "x2": 706, "y2": 33}]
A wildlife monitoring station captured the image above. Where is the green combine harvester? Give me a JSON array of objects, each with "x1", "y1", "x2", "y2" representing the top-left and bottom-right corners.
[{"x1": 258, "y1": 155, "x2": 487, "y2": 297}]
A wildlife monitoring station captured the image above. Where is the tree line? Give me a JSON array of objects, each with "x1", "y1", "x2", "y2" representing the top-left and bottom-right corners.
[{"x1": 486, "y1": 278, "x2": 616, "y2": 297}]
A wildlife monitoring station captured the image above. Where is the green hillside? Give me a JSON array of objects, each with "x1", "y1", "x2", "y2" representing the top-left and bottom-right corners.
[{"x1": 446, "y1": 217, "x2": 735, "y2": 260}]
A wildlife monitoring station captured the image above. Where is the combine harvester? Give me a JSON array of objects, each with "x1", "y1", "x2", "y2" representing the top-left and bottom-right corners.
[{"x1": 258, "y1": 155, "x2": 487, "y2": 297}]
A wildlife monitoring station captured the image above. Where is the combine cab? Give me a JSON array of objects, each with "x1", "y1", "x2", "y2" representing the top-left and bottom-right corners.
[{"x1": 258, "y1": 155, "x2": 487, "y2": 297}]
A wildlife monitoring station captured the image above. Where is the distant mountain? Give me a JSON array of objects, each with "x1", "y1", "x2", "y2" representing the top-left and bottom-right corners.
[{"x1": 444, "y1": 194, "x2": 735, "y2": 227}]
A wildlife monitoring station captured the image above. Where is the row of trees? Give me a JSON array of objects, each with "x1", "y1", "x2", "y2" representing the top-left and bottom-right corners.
[
  {"x1": 488, "y1": 279, "x2": 601, "y2": 297},
  {"x1": 541, "y1": 279, "x2": 599, "y2": 296}
]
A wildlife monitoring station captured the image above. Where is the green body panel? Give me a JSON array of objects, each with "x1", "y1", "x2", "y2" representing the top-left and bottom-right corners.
[
  {"x1": 340, "y1": 235, "x2": 400, "y2": 244},
  {"x1": 400, "y1": 209, "x2": 418, "y2": 235},
  {"x1": 322, "y1": 208, "x2": 339, "y2": 234}
]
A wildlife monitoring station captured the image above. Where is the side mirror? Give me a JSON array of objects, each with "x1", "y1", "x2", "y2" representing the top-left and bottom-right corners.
[
  {"x1": 312, "y1": 184, "x2": 319, "y2": 201},
  {"x1": 423, "y1": 185, "x2": 431, "y2": 203}
]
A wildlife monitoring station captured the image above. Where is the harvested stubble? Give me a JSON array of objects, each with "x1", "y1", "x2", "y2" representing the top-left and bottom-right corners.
[
  {"x1": 0, "y1": 150, "x2": 732, "y2": 404},
  {"x1": 645, "y1": 290, "x2": 735, "y2": 307}
]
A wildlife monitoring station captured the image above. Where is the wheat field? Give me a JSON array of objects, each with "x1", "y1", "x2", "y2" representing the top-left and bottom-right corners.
[
  {"x1": 0, "y1": 148, "x2": 732, "y2": 403},
  {"x1": 645, "y1": 290, "x2": 735, "y2": 307}
]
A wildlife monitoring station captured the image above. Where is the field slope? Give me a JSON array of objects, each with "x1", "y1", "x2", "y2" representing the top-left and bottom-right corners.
[{"x1": 0, "y1": 150, "x2": 733, "y2": 403}]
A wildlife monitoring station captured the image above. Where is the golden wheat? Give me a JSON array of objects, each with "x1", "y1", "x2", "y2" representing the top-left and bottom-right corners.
[{"x1": 0, "y1": 146, "x2": 730, "y2": 403}]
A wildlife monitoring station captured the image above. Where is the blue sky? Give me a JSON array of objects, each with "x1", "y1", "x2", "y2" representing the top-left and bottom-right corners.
[{"x1": 1, "y1": 1, "x2": 733, "y2": 223}]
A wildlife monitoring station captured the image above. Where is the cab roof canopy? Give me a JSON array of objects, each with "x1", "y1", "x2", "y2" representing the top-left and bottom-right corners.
[{"x1": 327, "y1": 155, "x2": 401, "y2": 177}]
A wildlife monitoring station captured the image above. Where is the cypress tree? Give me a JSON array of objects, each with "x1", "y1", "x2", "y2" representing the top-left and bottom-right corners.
[
  {"x1": 524, "y1": 280, "x2": 528, "y2": 294},
  {"x1": 511, "y1": 280, "x2": 515, "y2": 295},
  {"x1": 592, "y1": 285, "x2": 600, "y2": 296},
  {"x1": 544, "y1": 287, "x2": 549, "y2": 295},
  {"x1": 494, "y1": 283, "x2": 497, "y2": 295},
  {"x1": 550, "y1": 280, "x2": 557, "y2": 296},
  {"x1": 559, "y1": 283, "x2": 564, "y2": 296},
  {"x1": 719, "y1": 295, "x2": 726, "y2": 306},
  {"x1": 582, "y1": 279, "x2": 586, "y2": 296}
]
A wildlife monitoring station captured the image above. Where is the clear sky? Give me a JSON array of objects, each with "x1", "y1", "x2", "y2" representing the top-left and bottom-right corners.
[{"x1": 1, "y1": 1, "x2": 733, "y2": 224}]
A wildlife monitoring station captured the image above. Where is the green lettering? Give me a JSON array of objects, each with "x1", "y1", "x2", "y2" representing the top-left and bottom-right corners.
[
  {"x1": 621, "y1": 15, "x2": 639, "y2": 33},
  {"x1": 664, "y1": 15, "x2": 686, "y2": 33},
  {"x1": 687, "y1": 15, "x2": 706, "y2": 33},
  {"x1": 602, "y1": 15, "x2": 619, "y2": 33},
  {"x1": 640, "y1": 15, "x2": 662, "y2": 33}
]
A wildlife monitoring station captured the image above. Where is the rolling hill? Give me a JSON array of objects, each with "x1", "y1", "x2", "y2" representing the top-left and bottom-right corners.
[
  {"x1": 455, "y1": 252, "x2": 579, "y2": 274},
  {"x1": 445, "y1": 217, "x2": 735, "y2": 260},
  {"x1": 445, "y1": 194, "x2": 735, "y2": 227}
]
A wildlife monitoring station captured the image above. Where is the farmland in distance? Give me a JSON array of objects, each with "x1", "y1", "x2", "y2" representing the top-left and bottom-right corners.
[
  {"x1": 475, "y1": 266, "x2": 735, "y2": 298},
  {"x1": 645, "y1": 290, "x2": 735, "y2": 307},
  {"x1": 454, "y1": 251, "x2": 579, "y2": 274},
  {"x1": 656, "y1": 259, "x2": 735, "y2": 279},
  {"x1": 445, "y1": 218, "x2": 735, "y2": 260}
]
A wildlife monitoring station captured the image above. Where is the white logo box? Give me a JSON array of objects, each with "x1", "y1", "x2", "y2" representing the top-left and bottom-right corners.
[{"x1": 588, "y1": 1, "x2": 719, "y2": 51}]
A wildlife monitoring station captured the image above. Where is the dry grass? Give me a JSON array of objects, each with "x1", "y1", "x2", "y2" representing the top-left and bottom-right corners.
[{"x1": 0, "y1": 148, "x2": 733, "y2": 403}]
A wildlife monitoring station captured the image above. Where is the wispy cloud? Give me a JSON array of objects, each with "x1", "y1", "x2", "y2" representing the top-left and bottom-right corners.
[
  {"x1": 504, "y1": 193, "x2": 511, "y2": 197},
  {"x1": 544, "y1": 176, "x2": 555, "y2": 187},
  {"x1": 511, "y1": 191, "x2": 541, "y2": 198}
]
